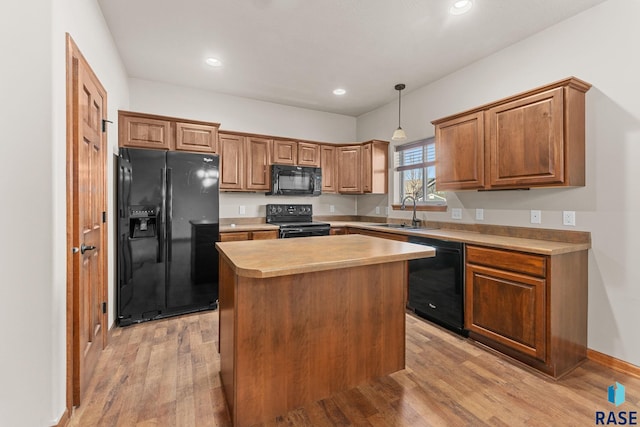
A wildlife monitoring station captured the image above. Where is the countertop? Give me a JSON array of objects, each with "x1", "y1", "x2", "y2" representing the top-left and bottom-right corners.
[
  {"x1": 215, "y1": 234, "x2": 435, "y2": 278},
  {"x1": 326, "y1": 222, "x2": 590, "y2": 255},
  {"x1": 219, "y1": 220, "x2": 590, "y2": 255}
]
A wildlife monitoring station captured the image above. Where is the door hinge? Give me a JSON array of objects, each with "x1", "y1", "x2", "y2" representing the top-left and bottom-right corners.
[
  {"x1": 102, "y1": 211, "x2": 107, "y2": 223},
  {"x1": 102, "y1": 119, "x2": 113, "y2": 133},
  {"x1": 102, "y1": 302, "x2": 107, "y2": 314}
]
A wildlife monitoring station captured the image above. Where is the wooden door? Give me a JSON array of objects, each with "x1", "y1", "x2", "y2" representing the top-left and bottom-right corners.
[
  {"x1": 487, "y1": 87, "x2": 564, "y2": 188},
  {"x1": 297, "y1": 142, "x2": 320, "y2": 166},
  {"x1": 434, "y1": 111, "x2": 485, "y2": 191},
  {"x1": 337, "y1": 145, "x2": 362, "y2": 193},
  {"x1": 320, "y1": 144, "x2": 337, "y2": 193},
  {"x1": 66, "y1": 35, "x2": 108, "y2": 408},
  {"x1": 175, "y1": 122, "x2": 219, "y2": 153},
  {"x1": 119, "y1": 113, "x2": 172, "y2": 150},
  {"x1": 219, "y1": 133, "x2": 245, "y2": 190},
  {"x1": 272, "y1": 139, "x2": 297, "y2": 165},
  {"x1": 246, "y1": 137, "x2": 271, "y2": 190}
]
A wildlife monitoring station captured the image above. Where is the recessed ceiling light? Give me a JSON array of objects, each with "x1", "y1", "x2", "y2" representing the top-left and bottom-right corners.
[
  {"x1": 450, "y1": 0, "x2": 473, "y2": 15},
  {"x1": 333, "y1": 88, "x2": 346, "y2": 96},
  {"x1": 205, "y1": 57, "x2": 223, "y2": 67}
]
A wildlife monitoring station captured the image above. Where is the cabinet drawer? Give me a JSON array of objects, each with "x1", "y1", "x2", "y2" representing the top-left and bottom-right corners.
[
  {"x1": 251, "y1": 230, "x2": 279, "y2": 240},
  {"x1": 219, "y1": 231, "x2": 251, "y2": 242},
  {"x1": 466, "y1": 245, "x2": 546, "y2": 278}
]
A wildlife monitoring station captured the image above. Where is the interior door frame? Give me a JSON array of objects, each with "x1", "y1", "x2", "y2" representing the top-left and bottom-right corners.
[{"x1": 65, "y1": 32, "x2": 109, "y2": 417}]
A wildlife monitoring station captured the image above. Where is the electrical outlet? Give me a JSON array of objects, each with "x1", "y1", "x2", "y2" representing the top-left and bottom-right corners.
[
  {"x1": 385, "y1": 207, "x2": 390, "y2": 215},
  {"x1": 239, "y1": 205, "x2": 246, "y2": 215},
  {"x1": 375, "y1": 206, "x2": 380, "y2": 214},
  {"x1": 475, "y1": 208, "x2": 484, "y2": 221},
  {"x1": 330, "y1": 205, "x2": 335, "y2": 213},
  {"x1": 563, "y1": 211, "x2": 576, "y2": 226},
  {"x1": 530, "y1": 210, "x2": 541, "y2": 224},
  {"x1": 451, "y1": 208, "x2": 462, "y2": 220}
]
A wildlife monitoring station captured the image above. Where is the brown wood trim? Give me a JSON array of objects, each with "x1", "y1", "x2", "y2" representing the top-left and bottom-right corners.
[
  {"x1": 587, "y1": 349, "x2": 640, "y2": 379},
  {"x1": 432, "y1": 76, "x2": 592, "y2": 125},
  {"x1": 119, "y1": 109, "x2": 220, "y2": 128},
  {"x1": 52, "y1": 408, "x2": 70, "y2": 427},
  {"x1": 391, "y1": 204, "x2": 447, "y2": 212},
  {"x1": 64, "y1": 32, "x2": 76, "y2": 421}
]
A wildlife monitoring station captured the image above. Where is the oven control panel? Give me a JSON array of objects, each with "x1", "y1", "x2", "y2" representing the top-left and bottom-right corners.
[{"x1": 266, "y1": 204, "x2": 313, "y2": 222}]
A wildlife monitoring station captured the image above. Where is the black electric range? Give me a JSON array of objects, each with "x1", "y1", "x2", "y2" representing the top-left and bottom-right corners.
[{"x1": 266, "y1": 204, "x2": 330, "y2": 238}]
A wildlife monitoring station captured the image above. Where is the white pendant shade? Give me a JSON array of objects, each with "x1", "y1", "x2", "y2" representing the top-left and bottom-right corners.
[{"x1": 392, "y1": 127, "x2": 407, "y2": 141}]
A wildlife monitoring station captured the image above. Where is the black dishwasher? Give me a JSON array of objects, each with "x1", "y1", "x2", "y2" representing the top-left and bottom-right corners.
[{"x1": 407, "y1": 236, "x2": 466, "y2": 336}]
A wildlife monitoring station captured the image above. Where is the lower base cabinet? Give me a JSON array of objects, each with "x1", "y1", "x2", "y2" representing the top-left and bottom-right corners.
[
  {"x1": 465, "y1": 245, "x2": 588, "y2": 378},
  {"x1": 219, "y1": 229, "x2": 279, "y2": 242}
]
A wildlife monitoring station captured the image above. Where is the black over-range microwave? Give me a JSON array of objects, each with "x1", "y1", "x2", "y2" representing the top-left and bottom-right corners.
[{"x1": 267, "y1": 164, "x2": 322, "y2": 196}]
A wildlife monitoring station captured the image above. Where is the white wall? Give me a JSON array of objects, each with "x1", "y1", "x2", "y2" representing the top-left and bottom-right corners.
[
  {"x1": 0, "y1": 0, "x2": 128, "y2": 425},
  {"x1": 357, "y1": 0, "x2": 640, "y2": 366},
  {"x1": 128, "y1": 78, "x2": 360, "y2": 218}
]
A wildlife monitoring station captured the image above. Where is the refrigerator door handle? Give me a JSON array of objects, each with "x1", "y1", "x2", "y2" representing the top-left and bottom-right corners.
[
  {"x1": 158, "y1": 168, "x2": 166, "y2": 263},
  {"x1": 166, "y1": 167, "x2": 173, "y2": 262}
]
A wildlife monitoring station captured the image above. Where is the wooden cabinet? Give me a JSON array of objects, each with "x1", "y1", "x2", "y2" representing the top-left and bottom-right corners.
[
  {"x1": 330, "y1": 227, "x2": 347, "y2": 235},
  {"x1": 118, "y1": 111, "x2": 219, "y2": 153},
  {"x1": 297, "y1": 142, "x2": 320, "y2": 166},
  {"x1": 219, "y1": 133, "x2": 271, "y2": 191},
  {"x1": 219, "y1": 133, "x2": 245, "y2": 190},
  {"x1": 245, "y1": 137, "x2": 271, "y2": 191},
  {"x1": 465, "y1": 244, "x2": 588, "y2": 378},
  {"x1": 320, "y1": 144, "x2": 337, "y2": 193},
  {"x1": 337, "y1": 145, "x2": 362, "y2": 193},
  {"x1": 272, "y1": 139, "x2": 297, "y2": 165},
  {"x1": 434, "y1": 112, "x2": 485, "y2": 190},
  {"x1": 175, "y1": 122, "x2": 218, "y2": 153},
  {"x1": 432, "y1": 77, "x2": 590, "y2": 191},
  {"x1": 219, "y1": 229, "x2": 278, "y2": 242},
  {"x1": 119, "y1": 113, "x2": 172, "y2": 150},
  {"x1": 362, "y1": 140, "x2": 389, "y2": 194}
]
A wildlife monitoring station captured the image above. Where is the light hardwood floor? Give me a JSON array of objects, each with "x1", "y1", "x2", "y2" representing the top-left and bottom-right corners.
[{"x1": 68, "y1": 310, "x2": 639, "y2": 426}]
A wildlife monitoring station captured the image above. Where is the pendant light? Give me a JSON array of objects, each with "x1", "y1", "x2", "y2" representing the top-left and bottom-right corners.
[{"x1": 392, "y1": 83, "x2": 407, "y2": 141}]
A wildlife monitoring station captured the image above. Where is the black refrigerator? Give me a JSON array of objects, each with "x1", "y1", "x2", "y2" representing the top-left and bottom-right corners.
[{"x1": 116, "y1": 147, "x2": 220, "y2": 326}]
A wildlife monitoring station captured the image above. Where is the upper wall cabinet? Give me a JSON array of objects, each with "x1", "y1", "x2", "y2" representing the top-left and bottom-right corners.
[
  {"x1": 320, "y1": 144, "x2": 338, "y2": 193},
  {"x1": 272, "y1": 139, "x2": 297, "y2": 165},
  {"x1": 432, "y1": 77, "x2": 591, "y2": 191},
  {"x1": 118, "y1": 110, "x2": 220, "y2": 153},
  {"x1": 362, "y1": 140, "x2": 389, "y2": 194},
  {"x1": 297, "y1": 142, "x2": 321, "y2": 167},
  {"x1": 219, "y1": 132, "x2": 271, "y2": 192}
]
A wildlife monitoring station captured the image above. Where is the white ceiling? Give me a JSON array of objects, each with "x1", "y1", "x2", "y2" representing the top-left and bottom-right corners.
[{"x1": 97, "y1": 0, "x2": 606, "y2": 117}]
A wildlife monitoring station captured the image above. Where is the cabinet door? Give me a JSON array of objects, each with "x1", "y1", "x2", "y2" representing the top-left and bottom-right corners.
[
  {"x1": 119, "y1": 114, "x2": 172, "y2": 150},
  {"x1": 465, "y1": 263, "x2": 546, "y2": 361},
  {"x1": 219, "y1": 133, "x2": 245, "y2": 190},
  {"x1": 320, "y1": 145, "x2": 337, "y2": 193},
  {"x1": 487, "y1": 87, "x2": 564, "y2": 188},
  {"x1": 362, "y1": 140, "x2": 388, "y2": 194},
  {"x1": 337, "y1": 145, "x2": 362, "y2": 193},
  {"x1": 272, "y1": 139, "x2": 297, "y2": 165},
  {"x1": 434, "y1": 111, "x2": 484, "y2": 190},
  {"x1": 298, "y1": 142, "x2": 320, "y2": 166},
  {"x1": 251, "y1": 230, "x2": 279, "y2": 240},
  {"x1": 175, "y1": 122, "x2": 219, "y2": 153},
  {"x1": 246, "y1": 137, "x2": 271, "y2": 190},
  {"x1": 219, "y1": 231, "x2": 251, "y2": 242},
  {"x1": 347, "y1": 227, "x2": 408, "y2": 242}
]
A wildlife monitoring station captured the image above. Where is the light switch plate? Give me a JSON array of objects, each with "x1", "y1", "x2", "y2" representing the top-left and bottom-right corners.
[
  {"x1": 239, "y1": 205, "x2": 246, "y2": 215},
  {"x1": 330, "y1": 205, "x2": 335, "y2": 213},
  {"x1": 375, "y1": 206, "x2": 380, "y2": 214},
  {"x1": 563, "y1": 211, "x2": 576, "y2": 226},
  {"x1": 530, "y1": 210, "x2": 541, "y2": 224},
  {"x1": 475, "y1": 208, "x2": 484, "y2": 221},
  {"x1": 451, "y1": 208, "x2": 462, "y2": 220}
]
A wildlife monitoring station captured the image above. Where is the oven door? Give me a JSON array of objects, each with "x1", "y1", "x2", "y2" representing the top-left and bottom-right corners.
[{"x1": 279, "y1": 227, "x2": 330, "y2": 238}]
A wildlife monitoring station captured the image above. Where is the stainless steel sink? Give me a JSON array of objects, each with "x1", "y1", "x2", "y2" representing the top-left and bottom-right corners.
[{"x1": 376, "y1": 223, "x2": 422, "y2": 230}]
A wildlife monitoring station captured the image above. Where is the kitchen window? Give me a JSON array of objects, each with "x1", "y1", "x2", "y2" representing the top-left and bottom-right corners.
[{"x1": 394, "y1": 137, "x2": 446, "y2": 210}]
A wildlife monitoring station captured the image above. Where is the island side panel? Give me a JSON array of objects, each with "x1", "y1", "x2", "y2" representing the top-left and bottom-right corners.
[
  {"x1": 232, "y1": 261, "x2": 407, "y2": 427},
  {"x1": 218, "y1": 256, "x2": 236, "y2": 418}
]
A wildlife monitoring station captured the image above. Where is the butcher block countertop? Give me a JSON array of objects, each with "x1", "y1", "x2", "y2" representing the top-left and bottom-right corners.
[{"x1": 215, "y1": 234, "x2": 435, "y2": 278}]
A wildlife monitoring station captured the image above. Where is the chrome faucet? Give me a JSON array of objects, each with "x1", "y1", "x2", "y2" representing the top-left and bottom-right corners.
[{"x1": 401, "y1": 195, "x2": 419, "y2": 227}]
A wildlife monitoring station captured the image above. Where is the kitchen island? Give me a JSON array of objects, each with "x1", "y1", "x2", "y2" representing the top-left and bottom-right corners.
[{"x1": 216, "y1": 234, "x2": 435, "y2": 427}]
